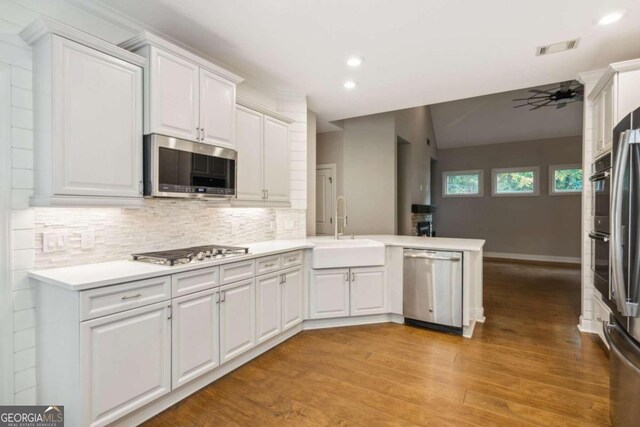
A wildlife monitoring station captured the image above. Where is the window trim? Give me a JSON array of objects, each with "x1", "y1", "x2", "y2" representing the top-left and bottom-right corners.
[
  {"x1": 491, "y1": 166, "x2": 540, "y2": 197},
  {"x1": 442, "y1": 169, "x2": 484, "y2": 198},
  {"x1": 549, "y1": 163, "x2": 582, "y2": 195}
]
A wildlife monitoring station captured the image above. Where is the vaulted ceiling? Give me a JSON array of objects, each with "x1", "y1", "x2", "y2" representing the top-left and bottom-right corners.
[{"x1": 99, "y1": 0, "x2": 640, "y2": 131}]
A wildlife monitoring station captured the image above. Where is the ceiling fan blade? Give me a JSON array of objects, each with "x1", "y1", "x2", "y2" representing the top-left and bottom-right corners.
[
  {"x1": 529, "y1": 89, "x2": 551, "y2": 94},
  {"x1": 531, "y1": 100, "x2": 553, "y2": 110},
  {"x1": 512, "y1": 95, "x2": 548, "y2": 101},
  {"x1": 560, "y1": 81, "x2": 572, "y2": 89},
  {"x1": 513, "y1": 103, "x2": 531, "y2": 108}
]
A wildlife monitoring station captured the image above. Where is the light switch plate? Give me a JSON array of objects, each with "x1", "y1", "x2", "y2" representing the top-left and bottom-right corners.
[{"x1": 43, "y1": 231, "x2": 67, "y2": 253}]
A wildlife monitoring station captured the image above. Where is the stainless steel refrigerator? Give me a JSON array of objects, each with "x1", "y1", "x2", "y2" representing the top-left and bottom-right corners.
[{"x1": 605, "y1": 106, "x2": 640, "y2": 426}]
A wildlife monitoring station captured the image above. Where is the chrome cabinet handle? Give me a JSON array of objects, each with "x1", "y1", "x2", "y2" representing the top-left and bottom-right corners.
[
  {"x1": 288, "y1": 257, "x2": 297, "y2": 262},
  {"x1": 138, "y1": 180, "x2": 143, "y2": 195},
  {"x1": 201, "y1": 128, "x2": 205, "y2": 140},
  {"x1": 265, "y1": 263, "x2": 275, "y2": 268},
  {"x1": 220, "y1": 291, "x2": 225, "y2": 303},
  {"x1": 167, "y1": 305, "x2": 172, "y2": 320},
  {"x1": 121, "y1": 293, "x2": 141, "y2": 300},
  {"x1": 345, "y1": 273, "x2": 349, "y2": 282}
]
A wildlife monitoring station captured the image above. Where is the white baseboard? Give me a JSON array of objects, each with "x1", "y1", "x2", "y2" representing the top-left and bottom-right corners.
[
  {"x1": 577, "y1": 315, "x2": 595, "y2": 334},
  {"x1": 484, "y1": 251, "x2": 581, "y2": 264},
  {"x1": 303, "y1": 313, "x2": 404, "y2": 330},
  {"x1": 472, "y1": 307, "x2": 485, "y2": 323}
]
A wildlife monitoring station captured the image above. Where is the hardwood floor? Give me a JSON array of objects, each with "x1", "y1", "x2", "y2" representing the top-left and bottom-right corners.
[{"x1": 145, "y1": 260, "x2": 610, "y2": 426}]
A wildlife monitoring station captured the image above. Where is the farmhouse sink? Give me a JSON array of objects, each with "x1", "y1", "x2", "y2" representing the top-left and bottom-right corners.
[{"x1": 312, "y1": 239, "x2": 385, "y2": 269}]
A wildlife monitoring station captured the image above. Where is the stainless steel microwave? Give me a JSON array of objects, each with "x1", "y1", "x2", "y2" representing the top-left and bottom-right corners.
[{"x1": 143, "y1": 134, "x2": 236, "y2": 199}]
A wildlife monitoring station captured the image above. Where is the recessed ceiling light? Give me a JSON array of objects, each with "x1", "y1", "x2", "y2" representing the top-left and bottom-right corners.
[
  {"x1": 347, "y1": 56, "x2": 364, "y2": 67},
  {"x1": 597, "y1": 10, "x2": 626, "y2": 25},
  {"x1": 344, "y1": 80, "x2": 357, "y2": 89}
]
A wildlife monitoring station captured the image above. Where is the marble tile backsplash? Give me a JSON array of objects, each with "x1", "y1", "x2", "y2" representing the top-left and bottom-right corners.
[{"x1": 34, "y1": 199, "x2": 306, "y2": 268}]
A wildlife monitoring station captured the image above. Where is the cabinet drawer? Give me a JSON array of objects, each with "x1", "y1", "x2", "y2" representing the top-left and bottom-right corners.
[
  {"x1": 80, "y1": 276, "x2": 171, "y2": 320},
  {"x1": 220, "y1": 260, "x2": 256, "y2": 285},
  {"x1": 282, "y1": 250, "x2": 303, "y2": 269},
  {"x1": 256, "y1": 255, "x2": 282, "y2": 276},
  {"x1": 172, "y1": 266, "x2": 220, "y2": 297}
]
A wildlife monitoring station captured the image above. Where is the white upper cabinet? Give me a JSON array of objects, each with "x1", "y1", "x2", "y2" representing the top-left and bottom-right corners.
[
  {"x1": 20, "y1": 19, "x2": 145, "y2": 207},
  {"x1": 150, "y1": 48, "x2": 199, "y2": 141},
  {"x1": 200, "y1": 69, "x2": 236, "y2": 147},
  {"x1": 263, "y1": 116, "x2": 290, "y2": 202},
  {"x1": 590, "y1": 61, "x2": 640, "y2": 157},
  {"x1": 120, "y1": 32, "x2": 243, "y2": 149},
  {"x1": 235, "y1": 101, "x2": 294, "y2": 205},
  {"x1": 236, "y1": 105, "x2": 264, "y2": 201}
]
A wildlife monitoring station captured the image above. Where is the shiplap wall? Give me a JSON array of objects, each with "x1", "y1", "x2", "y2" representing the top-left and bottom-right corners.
[{"x1": 0, "y1": 0, "x2": 307, "y2": 404}]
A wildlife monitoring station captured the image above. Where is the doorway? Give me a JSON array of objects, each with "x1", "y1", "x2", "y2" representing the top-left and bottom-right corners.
[{"x1": 316, "y1": 164, "x2": 336, "y2": 235}]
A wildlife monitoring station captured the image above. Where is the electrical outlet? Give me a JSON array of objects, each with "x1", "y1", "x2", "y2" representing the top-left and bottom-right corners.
[
  {"x1": 81, "y1": 230, "x2": 95, "y2": 249},
  {"x1": 43, "y1": 231, "x2": 67, "y2": 253}
]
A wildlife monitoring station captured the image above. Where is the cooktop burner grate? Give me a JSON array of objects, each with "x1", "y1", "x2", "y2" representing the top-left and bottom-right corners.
[{"x1": 132, "y1": 244, "x2": 250, "y2": 266}]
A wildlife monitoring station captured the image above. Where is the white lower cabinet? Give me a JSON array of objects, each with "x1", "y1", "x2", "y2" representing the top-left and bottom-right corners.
[
  {"x1": 219, "y1": 279, "x2": 257, "y2": 363},
  {"x1": 282, "y1": 268, "x2": 303, "y2": 329},
  {"x1": 310, "y1": 267, "x2": 386, "y2": 319},
  {"x1": 172, "y1": 288, "x2": 220, "y2": 388},
  {"x1": 256, "y1": 272, "x2": 282, "y2": 343},
  {"x1": 257, "y1": 267, "x2": 304, "y2": 342},
  {"x1": 310, "y1": 268, "x2": 350, "y2": 319},
  {"x1": 81, "y1": 302, "x2": 171, "y2": 427},
  {"x1": 350, "y1": 267, "x2": 387, "y2": 316}
]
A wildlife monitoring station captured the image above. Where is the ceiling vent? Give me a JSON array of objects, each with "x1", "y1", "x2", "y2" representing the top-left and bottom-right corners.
[{"x1": 536, "y1": 39, "x2": 579, "y2": 56}]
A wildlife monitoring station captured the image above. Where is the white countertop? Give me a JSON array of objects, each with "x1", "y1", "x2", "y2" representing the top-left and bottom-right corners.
[
  {"x1": 29, "y1": 240, "x2": 314, "y2": 291},
  {"x1": 29, "y1": 236, "x2": 484, "y2": 291}
]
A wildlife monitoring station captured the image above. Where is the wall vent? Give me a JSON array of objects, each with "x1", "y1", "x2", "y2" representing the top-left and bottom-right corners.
[{"x1": 536, "y1": 39, "x2": 579, "y2": 56}]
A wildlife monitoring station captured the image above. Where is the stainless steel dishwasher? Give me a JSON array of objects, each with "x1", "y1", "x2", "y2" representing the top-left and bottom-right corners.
[{"x1": 403, "y1": 248, "x2": 463, "y2": 334}]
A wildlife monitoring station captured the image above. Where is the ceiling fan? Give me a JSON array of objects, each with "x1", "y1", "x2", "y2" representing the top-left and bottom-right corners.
[{"x1": 513, "y1": 81, "x2": 584, "y2": 110}]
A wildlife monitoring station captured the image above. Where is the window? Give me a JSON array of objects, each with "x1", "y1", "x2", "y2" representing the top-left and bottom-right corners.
[
  {"x1": 442, "y1": 170, "x2": 483, "y2": 197},
  {"x1": 492, "y1": 167, "x2": 540, "y2": 196},
  {"x1": 549, "y1": 164, "x2": 582, "y2": 195}
]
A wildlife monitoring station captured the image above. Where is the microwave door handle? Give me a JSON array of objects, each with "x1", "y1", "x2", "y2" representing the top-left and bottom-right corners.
[{"x1": 612, "y1": 130, "x2": 632, "y2": 315}]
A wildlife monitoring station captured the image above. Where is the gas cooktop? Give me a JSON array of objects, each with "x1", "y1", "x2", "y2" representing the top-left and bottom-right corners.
[{"x1": 131, "y1": 244, "x2": 250, "y2": 266}]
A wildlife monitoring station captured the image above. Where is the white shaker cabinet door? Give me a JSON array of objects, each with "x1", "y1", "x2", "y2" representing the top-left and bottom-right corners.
[
  {"x1": 53, "y1": 36, "x2": 143, "y2": 198},
  {"x1": 350, "y1": 267, "x2": 386, "y2": 316},
  {"x1": 149, "y1": 47, "x2": 199, "y2": 141},
  {"x1": 263, "y1": 116, "x2": 290, "y2": 202},
  {"x1": 200, "y1": 68, "x2": 236, "y2": 148},
  {"x1": 236, "y1": 106, "x2": 264, "y2": 201},
  {"x1": 171, "y1": 288, "x2": 220, "y2": 388},
  {"x1": 309, "y1": 269, "x2": 350, "y2": 319},
  {"x1": 256, "y1": 272, "x2": 282, "y2": 343},
  {"x1": 81, "y1": 302, "x2": 171, "y2": 427},
  {"x1": 219, "y1": 279, "x2": 256, "y2": 363},
  {"x1": 282, "y1": 267, "x2": 303, "y2": 330}
]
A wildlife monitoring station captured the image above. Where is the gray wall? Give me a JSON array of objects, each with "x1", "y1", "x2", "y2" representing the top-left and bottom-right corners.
[
  {"x1": 395, "y1": 106, "x2": 438, "y2": 235},
  {"x1": 343, "y1": 112, "x2": 397, "y2": 235},
  {"x1": 433, "y1": 136, "x2": 582, "y2": 258}
]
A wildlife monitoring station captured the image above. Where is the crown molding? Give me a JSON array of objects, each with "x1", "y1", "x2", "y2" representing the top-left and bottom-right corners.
[
  {"x1": 236, "y1": 96, "x2": 295, "y2": 124},
  {"x1": 587, "y1": 58, "x2": 640, "y2": 100},
  {"x1": 66, "y1": 0, "x2": 306, "y2": 101},
  {"x1": 119, "y1": 31, "x2": 244, "y2": 84},
  {"x1": 19, "y1": 17, "x2": 146, "y2": 67}
]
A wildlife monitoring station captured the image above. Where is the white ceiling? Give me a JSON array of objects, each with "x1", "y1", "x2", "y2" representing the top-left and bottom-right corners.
[
  {"x1": 430, "y1": 83, "x2": 584, "y2": 149},
  {"x1": 98, "y1": 0, "x2": 640, "y2": 132}
]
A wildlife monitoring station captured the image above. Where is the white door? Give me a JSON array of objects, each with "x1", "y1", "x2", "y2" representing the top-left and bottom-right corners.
[
  {"x1": 282, "y1": 267, "x2": 303, "y2": 330},
  {"x1": 53, "y1": 36, "x2": 143, "y2": 198},
  {"x1": 350, "y1": 267, "x2": 387, "y2": 316},
  {"x1": 81, "y1": 302, "x2": 171, "y2": 427},
  {"x1": 263, "y1": 116, "x2": 289, "y2": 202},
  {"x1": 219, "y1": 279, "x2": 256, "y2": 363},
  {"x1": 149, "y1": 47, "x2": 199, "y2": 141},
  {"x1": 315, "y1": 167, "x2": 334, "y2": 235},
  {"x1": 256, "y1": 272, "x2": 282, "y2": 343},
  {"x1": 199, "y1": 69, "x2": 235, "y2": 148},
  {"x1": 236, "y1": 106, "x2": 264, "y2": 201},
  {"x1": 309, "y1": 268, "x2": 350, "y2": 319},
  {"x1": 171, "y1": 288, "x2": 219, "y2": 388}
]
